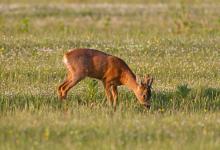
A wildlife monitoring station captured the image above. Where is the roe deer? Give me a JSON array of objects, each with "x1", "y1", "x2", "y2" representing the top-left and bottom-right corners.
[{"x1": 58, "y1": 48, "x2": 153, "y2": 110}]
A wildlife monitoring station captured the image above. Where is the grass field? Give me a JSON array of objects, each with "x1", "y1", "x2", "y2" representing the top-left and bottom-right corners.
[{"x1": 0, "y1": 0, "x2": 220, "y2": 149}]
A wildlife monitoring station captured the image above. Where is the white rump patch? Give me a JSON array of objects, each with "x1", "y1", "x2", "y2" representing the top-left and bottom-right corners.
[
  {"x1": 63, "y1": 55, "x2": 73, "y2": 72},
  {"x1": 63, "y1": 55, "x2": 68, "y2": 65}
]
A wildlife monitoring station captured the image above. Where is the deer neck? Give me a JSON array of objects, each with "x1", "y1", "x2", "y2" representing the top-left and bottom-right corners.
[{"x1": 122, "y1": 70, "x2": 139, "y2": 93}]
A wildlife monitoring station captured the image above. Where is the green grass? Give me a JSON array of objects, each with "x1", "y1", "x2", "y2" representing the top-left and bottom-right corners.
[{"x1": 0, "y1": 1, "x2": 220, "y2": 150}]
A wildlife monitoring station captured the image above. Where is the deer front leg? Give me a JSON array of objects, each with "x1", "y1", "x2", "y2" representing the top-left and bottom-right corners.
[
  {"x1": 111, "y1": 86, "x2": 118, "y2": 111},
  {"x1": 103, "y1": 82, "x2": 113, "y2": 106}
]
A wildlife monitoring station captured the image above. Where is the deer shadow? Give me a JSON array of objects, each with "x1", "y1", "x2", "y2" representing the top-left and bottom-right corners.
[{"x1": 152, "y1": 84, "x2": 220, "y2": 111}]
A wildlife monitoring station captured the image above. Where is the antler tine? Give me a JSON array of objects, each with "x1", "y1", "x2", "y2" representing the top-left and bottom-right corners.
[
  {"x1": 143, "y1": 74, "x2": 150, "y2": 83},
  {"x1": 149, "y1": 77, "x2": 154, "y2": 87}
]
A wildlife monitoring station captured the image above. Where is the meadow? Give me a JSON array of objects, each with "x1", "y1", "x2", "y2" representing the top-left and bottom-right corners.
[{"x1": 0, "y1": 0, "x2": 220, "y2": 149}]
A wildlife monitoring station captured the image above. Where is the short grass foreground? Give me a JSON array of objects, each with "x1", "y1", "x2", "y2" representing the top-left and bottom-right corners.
[{"x1": 0, "y1": 1, "x2": 220, "y2": 150}]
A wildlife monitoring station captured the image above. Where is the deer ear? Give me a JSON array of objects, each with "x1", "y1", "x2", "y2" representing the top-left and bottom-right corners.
[{"x1": 136, "y1": 75, "x2": 142, "y2": 86}]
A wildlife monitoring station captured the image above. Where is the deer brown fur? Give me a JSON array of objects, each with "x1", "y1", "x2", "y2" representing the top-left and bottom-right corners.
[{"x1": 58, "y1": 48, "x2": 153, "y2": 111}]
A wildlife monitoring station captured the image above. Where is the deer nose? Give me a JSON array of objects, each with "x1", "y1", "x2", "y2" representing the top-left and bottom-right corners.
[{"x1": 144, "y1": 104, "x2": 151, "y2": 109}]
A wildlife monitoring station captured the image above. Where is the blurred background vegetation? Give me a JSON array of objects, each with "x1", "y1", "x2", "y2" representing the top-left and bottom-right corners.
[{"x1": 0, "y1": 0, "x2": 220, "y2": 149}]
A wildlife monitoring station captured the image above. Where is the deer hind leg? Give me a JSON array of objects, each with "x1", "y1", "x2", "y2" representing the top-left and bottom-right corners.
[
  {"x1": 111, "y1": 86, "x2": 118, "y2": 111},
  {"x1": 58, "y1": 80, "x2": 67, "y2": 98},
  {"x1": 57, "y1": 73, "x2": 71, "y2": 99},
  {"x1": 59, "y1": 72, "x2": 85, "y2": 100}
]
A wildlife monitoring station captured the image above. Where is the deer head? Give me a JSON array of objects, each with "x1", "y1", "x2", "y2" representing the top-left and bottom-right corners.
[{"x1": 135, "y1": 75, "x2": 154, "y2": 109}]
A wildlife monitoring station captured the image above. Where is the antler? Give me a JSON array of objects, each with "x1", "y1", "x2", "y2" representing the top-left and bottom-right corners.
[{"x1": 143, "y1": 74, "x2": 154, "y2": 87}]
